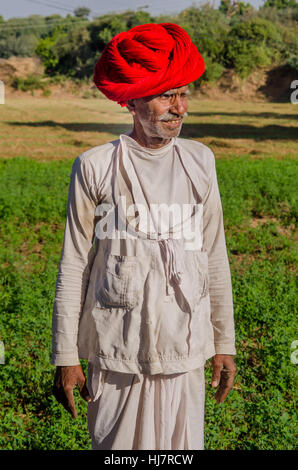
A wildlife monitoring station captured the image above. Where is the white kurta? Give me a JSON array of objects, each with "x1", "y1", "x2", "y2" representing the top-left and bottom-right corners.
[
  {"x1": 52, "y1": 135, "x2": 236, "y2": 370},
  {"x1": 51, "y1": 132, "x2": 236, "y2": 449},
  {"x1": 87, "y1": 135, "x2": 206, "y2": 450}
]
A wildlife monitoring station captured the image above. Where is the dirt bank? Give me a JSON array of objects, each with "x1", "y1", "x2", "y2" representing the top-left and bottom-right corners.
[{"x1": 0, "y1": 57, "x2": 296, "y2": 102}]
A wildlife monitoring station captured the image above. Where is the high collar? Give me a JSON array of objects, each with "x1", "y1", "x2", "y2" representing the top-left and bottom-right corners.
[{"x1": 120, "y1": 133, "x2": 176, "y2": 159}]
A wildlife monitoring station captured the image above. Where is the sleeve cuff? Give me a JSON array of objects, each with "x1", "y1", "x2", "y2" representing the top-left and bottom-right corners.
[
  {"x1": 214, "y1": 343, "x2": 237, "y2": 355},
  {"x1": 51, "y1": 351, "x2": 80, "y2": 366}
]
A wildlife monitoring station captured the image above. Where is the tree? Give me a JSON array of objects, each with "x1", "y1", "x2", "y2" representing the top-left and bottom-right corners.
[
  {"x1": 219, "y1": 0, "x2": 254, "y2": 17},
  {"x1": 74, "y1": 7, "x2": 91, "y2": 18},
  {"x1": 263, "y1": 0, "x2": 297, "y2": 8},
  {"x1": 88, "y1": 14, "x2": 128, "y2": 52},
  {"x1": 179, "y1": 4, "x2": 229, "y2": 63},
  {"x1": 35, "y1": 28, "x2": 66, "y2": 72},
  {"x1": 224, "y1": 17, "x2": 282, "y2": 77}
]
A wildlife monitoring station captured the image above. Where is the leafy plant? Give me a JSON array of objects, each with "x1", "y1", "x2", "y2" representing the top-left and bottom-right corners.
[
  {"x1": 223, "y1": 17, "x2": 282, "y2": 76},
  {"x1": 0, "y1": 150, "x2": 296, "y2": 449},
  {"x1": 12, "y1": 74, "x2": 47, "y2": 92}
]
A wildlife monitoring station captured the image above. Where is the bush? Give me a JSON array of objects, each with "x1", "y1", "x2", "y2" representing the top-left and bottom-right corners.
[
  {"x1": 199, "y1": 57, "x2": 224, "y2": 83},
  {"x1": 0, "y1": 15, "x2": 84, "y2": 59},
  {"x1": 279, "y1": 31, "x2": 298, "y2": 70},
  {"x1": 263, "y1": 0, "x2": 297, "y2": 9},
  {"x1": 42, "y1": 88, "x2": 51, "y2": 97},
  {"x1": 286, "y1": 55, "x2": 298, "y2": 70},
  {"x1": 12, "y1": 75, "x2": 47, "y2": 92},
  {"x1": 35, "y1": 29, "x2": 64, "y2": 71},
  {"x1": 2, "y1": 5, "x2": 297, "y2": 84},
  {"x1": 224, "y1": 17, "x2": 282, "y2": 77},
  {"x1": 178, "y1": 5, "x2": 230, "y2": 64}
]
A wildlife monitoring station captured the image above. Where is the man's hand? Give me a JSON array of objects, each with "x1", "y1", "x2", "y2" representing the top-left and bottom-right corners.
[
  {"x1": 211, "y1": 354, "x2": 237, "y2": 404},
  {"x1": 53, "y1": 365, "x2": 92, "y2": 419}
]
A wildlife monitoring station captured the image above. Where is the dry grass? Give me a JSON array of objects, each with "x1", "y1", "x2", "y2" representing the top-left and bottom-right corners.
[{"x1": 0, "y1": 96, "x2": 297, "y2": 161}]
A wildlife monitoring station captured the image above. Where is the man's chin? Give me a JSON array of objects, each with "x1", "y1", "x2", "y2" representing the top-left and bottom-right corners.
[{"x1": 158, "y1": 122, "x2": 183, "y2": 138}]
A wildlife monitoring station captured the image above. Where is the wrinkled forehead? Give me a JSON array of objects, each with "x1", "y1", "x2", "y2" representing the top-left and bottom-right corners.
[{"x1": 160, "y1": 85, "x2": 191, "y2": 95}]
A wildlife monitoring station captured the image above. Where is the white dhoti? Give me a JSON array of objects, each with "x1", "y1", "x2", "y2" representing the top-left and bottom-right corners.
[{"x1": 87, "y1": 363, "x2": 205, "y2": 450}]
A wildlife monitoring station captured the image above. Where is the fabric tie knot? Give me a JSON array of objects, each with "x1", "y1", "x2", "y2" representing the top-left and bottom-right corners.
[{"x1": 159, "y1": 238, "x2": 183, "y2": 296}]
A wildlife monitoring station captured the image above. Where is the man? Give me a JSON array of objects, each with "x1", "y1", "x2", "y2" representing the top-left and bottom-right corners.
[{"x1": 52, "y1": 23, "x2": 237, "y2": 450}]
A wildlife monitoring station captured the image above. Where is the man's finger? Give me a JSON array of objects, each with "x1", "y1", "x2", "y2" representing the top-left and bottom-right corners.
[
  {"x1": 211, "y1": 362, "x2": 222, "y2": 388},
  {"x1": 53, "y1": 384, "x2": 77, "y2": 418},
  {"x1": 79, "y1": 382, "x2": 92, "y2": 403},
  {"x1": 63, "y1": 387, "x2": 77, "y2": 419},
  {"x1": 215, "y1": 383, "x2": 230, "y2": 403},
  {"x1": 215, "y1": 368, "x2": 235, "y2": 403}
]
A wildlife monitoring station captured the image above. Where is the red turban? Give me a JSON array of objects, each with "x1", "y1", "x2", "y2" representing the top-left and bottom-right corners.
[{"x1": 93, "y1": 23, "x2": 205, "y2": 107}]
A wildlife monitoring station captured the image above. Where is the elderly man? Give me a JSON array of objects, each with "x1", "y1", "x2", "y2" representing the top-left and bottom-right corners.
[{"x1": 52, "y1": 23, "x2": 237, "y2": 450}]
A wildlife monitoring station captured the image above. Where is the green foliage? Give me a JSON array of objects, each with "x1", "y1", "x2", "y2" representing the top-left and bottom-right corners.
[
  {"x1": 35, "y1": 28, "x2": 65, "y2": 71},
  {"x1": 0, "y1": 153, "x2": 297, "y2": 449},
  {"x1": 179, "y1": 5, "x2": 230, "y2": 64},
  {"x1": 42, "y1": 88, "x2": 51, "y2": 97},
  {"x1": 263, "y1": 0, "x2": 297, "y2": 9},
  {"x1": 52, "y1": 27, "x2": 93, "y2": 78},
  {"x1": 89, "y1": 10, "x2": 152, "y2": 51},
  {"x1": 0, "y1": 15, "x2": 48, "y2": 58},
  {"x1": 219, "y1": 0, "x2": 254, "y2": 16},
  {"x1": 224, "y1": 17, "x2": 282, "y2": 76},
  {"x1": 200, "y1": 56, "x2": 224, "y2": 83},
  {"x1": 0, "y1": 14, "x2": 88, "y2": 59},
  {"x1": 1, "y1": 5, "x2": 298, "y2": 83},
  {"x1": 127, "y1": 10, "x2": 152, "y2": 27},
  {"x1": 94, "y1": 15, "x2": 128, "y2": 47},
  {"x1": 280, "y1": 31, "x2": 298, "y2": 70},
  {"x1": 0, "y1": 33, "x2": 39, "y2": 59},
  {"x1": 38, "y1": 10, "x2": 153, "y2": 78},
  {"x1": 74, "y1": 7, "x2": 91, "y2": 18},
  {"x1": 287, "y1": 55, "x2": 298, "y2": 70},
  {"x1": 12, "y1": 74, "x2": 47, "y2": 92}
]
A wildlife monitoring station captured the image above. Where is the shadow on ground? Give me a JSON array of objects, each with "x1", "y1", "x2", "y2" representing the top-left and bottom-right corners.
[
  {"x1": 188, "y1": 112, "x2": 297, "y2": 120},
  {"x1": 257, "y1": 65, "x2": 297, "y2": 103},
  {"x1": 8, "y1": 121, "x2": 298, "y2": 140}
]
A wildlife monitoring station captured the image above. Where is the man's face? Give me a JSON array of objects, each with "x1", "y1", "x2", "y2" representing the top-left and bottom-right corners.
[{"x1": 128, "y1": 85, "x2": 190, "y2": 143}]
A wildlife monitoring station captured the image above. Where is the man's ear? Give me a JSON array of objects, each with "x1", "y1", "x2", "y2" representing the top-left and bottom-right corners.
[{"x1": 126, "y1": 99, "x2": 136, "y2": 115}]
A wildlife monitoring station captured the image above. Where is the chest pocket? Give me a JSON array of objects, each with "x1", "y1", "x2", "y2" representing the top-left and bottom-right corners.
[
  {"x1": 194, "y1": 249, "x2": 209, "y2": 298},
  {"x1": 97, "y1": 254, "x2": 138, "y2": 309}
]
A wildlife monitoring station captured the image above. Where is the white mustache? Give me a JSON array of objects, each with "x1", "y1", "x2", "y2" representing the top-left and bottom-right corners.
[{"x1": 158, "y1": 112, "x2": 188, "y2": 122}]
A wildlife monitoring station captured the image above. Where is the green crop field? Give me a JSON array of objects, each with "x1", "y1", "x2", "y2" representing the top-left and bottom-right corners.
[{"x1": 0, "y1": 96, "x2": 297, "y2": 450}]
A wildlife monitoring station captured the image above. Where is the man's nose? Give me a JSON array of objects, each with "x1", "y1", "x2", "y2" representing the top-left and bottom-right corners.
[{"x1": 170, "y1": 95, "x2": 188, "y2": 115}]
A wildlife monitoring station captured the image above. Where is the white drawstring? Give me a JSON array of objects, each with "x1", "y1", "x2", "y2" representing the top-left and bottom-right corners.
[
  {"x1": 115, "y1": 135, "x2": 201, "y2": 298},
  {"x1": 159, "y1": 238, "x2": 182, "y2": 296}
]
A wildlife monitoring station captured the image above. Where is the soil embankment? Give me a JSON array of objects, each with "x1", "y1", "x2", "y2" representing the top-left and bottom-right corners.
[{"x1": 0, "y1": 57, "x2": 296, "y2": 102}]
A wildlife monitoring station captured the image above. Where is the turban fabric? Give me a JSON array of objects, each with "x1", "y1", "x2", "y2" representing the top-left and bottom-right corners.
[{"x1": 93, "y1": 23, "x2": 205, "y2": 107}]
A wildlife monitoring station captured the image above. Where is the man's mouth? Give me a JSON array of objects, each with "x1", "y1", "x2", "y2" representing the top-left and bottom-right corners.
[{"x1": 161, "y1": 119, "x2": 183, "y2": 128}]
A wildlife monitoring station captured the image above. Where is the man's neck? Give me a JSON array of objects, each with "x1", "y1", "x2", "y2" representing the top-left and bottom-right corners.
[{"x1": 128, "y1": 128, "x2": 171, "y2": 149}]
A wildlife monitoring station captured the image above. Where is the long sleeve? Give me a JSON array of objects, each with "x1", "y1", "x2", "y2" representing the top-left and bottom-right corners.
[
  {"x1": 203, "y1": 150, "x2": 236, "y2": 356},
  {"x1": 51, "y1": 155, "x2": 99, "y2": 366}
]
